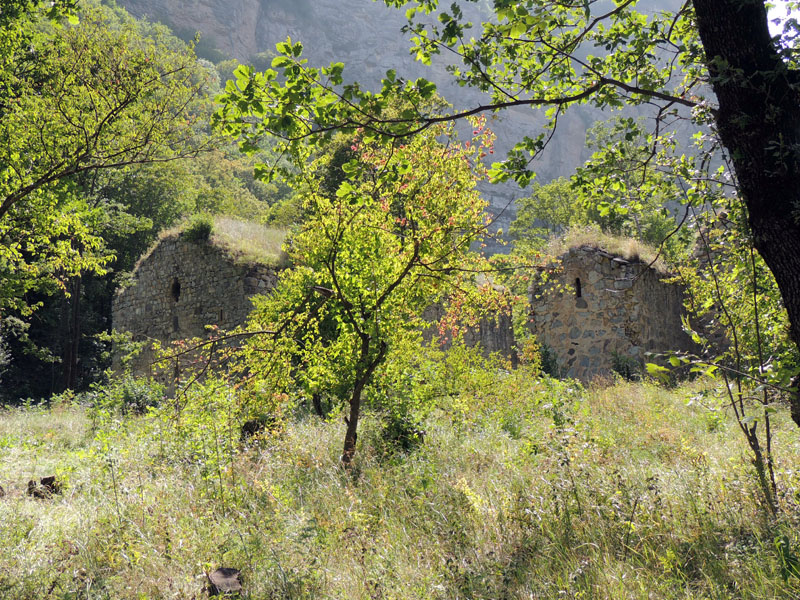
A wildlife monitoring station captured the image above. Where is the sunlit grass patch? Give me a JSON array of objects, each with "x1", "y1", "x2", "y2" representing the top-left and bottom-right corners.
[
  {"x1": 547, "y1": 225, "x2": 669, "y2": 272},
  {"x1": 1, "y1": 376, "x2": 799, "y2": 598},
  {"x1": 211, "y1": 216, "x2": 289, "y2": 267},
  {"x1": 134, "y1": 215, "x2": 290, "y2": 273}
]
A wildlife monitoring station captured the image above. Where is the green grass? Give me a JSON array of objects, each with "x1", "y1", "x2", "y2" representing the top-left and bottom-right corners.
[
  {"x1": 1, "y1": 377, "x2": 800, "y2": 599},
  {"x1": 210, "y1": 216, "x2": 289, "y2": 268},
  {"x1": 547, "y1": 226, "x2": 669, "y2": 272},
  {"x1": 136, "y1": 216, "x2": 290, "y2": 273}
]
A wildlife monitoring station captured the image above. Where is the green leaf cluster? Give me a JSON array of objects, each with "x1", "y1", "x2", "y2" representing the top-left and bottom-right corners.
[
  {"x1": 231, "y1": 121, "x2": 495, "y2": 462},
  {"x1": 0, "y1": 2, "x2": 209, "y2": 312}
]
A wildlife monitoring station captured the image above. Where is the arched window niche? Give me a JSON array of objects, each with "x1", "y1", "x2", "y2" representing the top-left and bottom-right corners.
[{"x1": 170, "y1": 277, "x2": 181, "y2": 303}]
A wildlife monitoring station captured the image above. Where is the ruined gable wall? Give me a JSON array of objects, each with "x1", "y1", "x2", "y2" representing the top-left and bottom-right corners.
[
  {"x1": 112, "y1": 235, "x2": 277, "y2": 376},
  {"x1": 529, "y1": 246, "x2": 694, "y2": 380}
]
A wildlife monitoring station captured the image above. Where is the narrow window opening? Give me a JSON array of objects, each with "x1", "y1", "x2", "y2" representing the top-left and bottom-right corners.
[
  {"x1": 575, "y1": 277, "x2": 582, "y2": 298},
  {"x1": 171, "y1": 278, "x2": 181, "y2": 302}
]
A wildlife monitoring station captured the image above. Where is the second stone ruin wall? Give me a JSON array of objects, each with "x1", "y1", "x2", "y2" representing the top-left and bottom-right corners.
[
  {"x1": 529, "y1": 246, "x2": 694, "y2": 380},
  {"x1": 422, "y1": 303, "x2": 517, "y2": 363}
]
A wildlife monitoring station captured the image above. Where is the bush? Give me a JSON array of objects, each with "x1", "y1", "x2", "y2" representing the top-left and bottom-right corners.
[
  {"x1": 610, "y1": 350, "x2": 641, "y2": 381},
  {"x1": 183, "y1": 213, "x2": 213, "y2": 242},
  {"x1": 379, "y1": 413, "x2": 425, "y2": 454},
  {"x1": 86, "y1": 375, "x2": 165, "y2": 416},
  {"x1": 539, "y1": 342, "x2": 562, "y2": 378}
]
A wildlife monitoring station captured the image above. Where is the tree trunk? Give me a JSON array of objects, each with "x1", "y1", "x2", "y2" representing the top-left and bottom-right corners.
[
  {"x1": 341, "y1": 380, "x2": 364, "y2": 467},
  {"x1": 341, "y1": 338, "x2": 388, "y2": 467},
  {"x1": 693, "y1": 0, "x2": 800, "y2": 423},
  {"x1": 312, "y1": 393, "x2": 324, "y2": 417},
  {"x1": 60, "y1": 275, "x2": 82, "y2": 392}
]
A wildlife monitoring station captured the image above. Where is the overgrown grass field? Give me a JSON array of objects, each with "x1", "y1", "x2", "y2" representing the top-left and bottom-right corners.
[{"x1": 2, "y1": 376, "x2": 800, "y2": 599}]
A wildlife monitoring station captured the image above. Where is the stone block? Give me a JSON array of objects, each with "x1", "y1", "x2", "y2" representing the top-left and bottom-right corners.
[{"x1": 613, "y1": 279, "x2": 633, "y2": 290}]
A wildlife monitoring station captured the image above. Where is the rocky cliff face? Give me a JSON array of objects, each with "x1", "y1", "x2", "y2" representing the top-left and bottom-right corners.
[{"x1": 119, "y1": 0, "x2": 597, "y2": 244}]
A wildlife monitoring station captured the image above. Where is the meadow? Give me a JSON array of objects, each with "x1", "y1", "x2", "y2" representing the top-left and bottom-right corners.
[{"x1": 2, "y1": 371, "x2": 799, "y2": 599}]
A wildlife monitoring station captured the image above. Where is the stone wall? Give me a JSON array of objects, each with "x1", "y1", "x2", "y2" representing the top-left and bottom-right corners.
[
  {"x1": 529, "y1": 246, "x2": 695, "y2": 380},
  {"x1": 422, "y1": 303, "x2": 517, "y2": 363},
  {"x1": 112, "y1": 234, "x2": 278, "y2": 377},
  {"x1": 115, "y1": 236, "x2": 694, "y2": 384}
]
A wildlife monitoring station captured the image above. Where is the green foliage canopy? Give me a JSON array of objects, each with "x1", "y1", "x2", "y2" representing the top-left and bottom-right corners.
[
  {"x1": 215, "y1": 0, "x2": 800, "y2": 421},
  {"x1": 235, "y1": 121, "x2": 495, "y2": 464},
  {"x1": 510, "y1": 117, "x2": 690, "y2": 260},
  {"x1": 0, "y1": 3, "x2": 209, "y2": 312}
]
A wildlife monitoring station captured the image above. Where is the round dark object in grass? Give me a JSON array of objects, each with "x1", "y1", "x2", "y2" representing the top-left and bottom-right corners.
[
  {"x1": 207, "y1": 567, "x2": 242, "y2": 596},
  {"x1": 40, "y1": 475, "x2": 61, "y2": 495},
  {"x1": 26, "y1": 475, "x2": 61, "y2": 499},
  {"x1": 240, "y1": 415, "x2": 277, "y2": 441}
]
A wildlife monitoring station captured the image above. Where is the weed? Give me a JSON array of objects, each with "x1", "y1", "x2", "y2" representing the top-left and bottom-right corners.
[
  {"x1": 611, "y1": 350, "x2": 642, "y2": 381},
  {"x1": 1, "y1": 377, "x2": 799, "y2": 598},
  {"x1": 183, "y1": 213, "x2": 214, "y2": 242}
]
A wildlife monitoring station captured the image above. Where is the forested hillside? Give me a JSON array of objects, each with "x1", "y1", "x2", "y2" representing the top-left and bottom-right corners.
[{"x1": 0, "y1": 0, "x2": 291, "y2": 399}]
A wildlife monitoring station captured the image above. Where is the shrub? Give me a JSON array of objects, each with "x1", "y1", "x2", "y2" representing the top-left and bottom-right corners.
[
  {"x1": 379, "y1": 412, "x2": 425, "y2": 454},
  {"x1": 611, "y1": 350, "x2": 641, "y2": 381},
  {"x1": 539, "y1": 342, "x2": 562, "y2": 378},
  {"x1": 86, "y1": 375, "x2": 165, "y2": 416},
  {"x1": 183, "y1": 213, "x2": 213, "y2": 242}
]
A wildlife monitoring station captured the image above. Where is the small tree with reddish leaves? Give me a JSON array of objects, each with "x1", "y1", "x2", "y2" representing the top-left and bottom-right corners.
[{"x1": 237, "y1": 120, "x2": 496, "y2": 467}]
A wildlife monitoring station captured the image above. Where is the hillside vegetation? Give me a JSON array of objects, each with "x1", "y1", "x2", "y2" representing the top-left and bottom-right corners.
[
  {"x1": 4, "y1": 2, "x2": 800, "y2": 598},
  {"x1": 2, "y1": 375, "x2": 800, "y2": 599}
]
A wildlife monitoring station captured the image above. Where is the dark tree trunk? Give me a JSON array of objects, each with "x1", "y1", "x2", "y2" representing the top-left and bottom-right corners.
[
  {"x1": 312, "y1": 393, "x2": 324, "y2": 418},
  {"x1": 693, "y1": 0, "x2": 800, "y2": 423},
  {"x1": 60, "y1": 275, "x2": 81, "y2": 392},
  {"x1": 341, "y1": 337, "x2": 388, "y2": 467},
  {"x1": 341, "y1": 380, "x2": 364, "y2": 467}
]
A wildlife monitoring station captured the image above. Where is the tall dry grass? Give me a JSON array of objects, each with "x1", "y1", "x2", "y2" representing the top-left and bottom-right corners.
[
  {"x1": 547, "y1": 226, "x2": 669, "y2": 272},
  {"x1": 1, "y1": 377, "x2": 799, "y2": 599},
  {"x1": 211, "y1": 216, "x2": 289, "y2": 267}
]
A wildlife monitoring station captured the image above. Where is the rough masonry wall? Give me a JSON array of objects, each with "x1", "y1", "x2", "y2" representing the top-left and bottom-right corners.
[
  {"x1": 115, "y1": 237, "x2": 691, "y2": 384},
  {"x1": 529, "y1": 246, "x2": 694, "y2": 380},
  {"x1": 112, "y1": 235, "x2": 277, "y2": 377},
  {"x1": 422, "y1": 303, "x2": 517, "y2": 362}
]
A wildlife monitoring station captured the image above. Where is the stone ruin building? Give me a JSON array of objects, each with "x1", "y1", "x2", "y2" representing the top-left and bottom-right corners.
[
  {"x1": 529, "y1": 245, "x2": 696, "y2": 380},
  {"x1": 113, "y1": 231, "x2": 517, "y2": 379},
  {"x1": 113, "y1": 231, "x2": 694, "y2": 384},
  {"x1": 112, "y1": 232, "x2": 278, "y2": 378}
]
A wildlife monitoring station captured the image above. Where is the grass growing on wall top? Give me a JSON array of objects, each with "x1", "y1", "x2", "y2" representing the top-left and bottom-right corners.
[
  {"x1": 547, "y1": 226, "x2": 669, "y2": 272},
  {"x1": 135, "y1": 216, "x2": 290, "y2": 270},
  {"x1": 210, "y1": 216, "x2": 289, "y2": 267}
]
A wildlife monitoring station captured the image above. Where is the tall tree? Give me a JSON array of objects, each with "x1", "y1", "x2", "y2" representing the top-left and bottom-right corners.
[
  {"x1": 692, "y1": 0, "x2": 800, "y2": 422},
  {"x1": 0, "y1": 1, "x2": 208, "y2": 314},
  {"x1": 216, "y1": 1, "x2": 800, "y2": 420},
  {"x1": 234, "y1": 122, "x2": 494, "y2": 466},
  {"x1": 0, "y1": 1, "x2": 220, "y2": 399}
]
